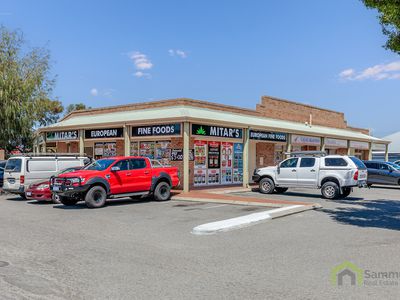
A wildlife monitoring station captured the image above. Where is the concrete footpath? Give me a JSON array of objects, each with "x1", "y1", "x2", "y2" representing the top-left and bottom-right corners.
[{"x1": 172, "y1": 187, "x2": 321, "y2": 234}]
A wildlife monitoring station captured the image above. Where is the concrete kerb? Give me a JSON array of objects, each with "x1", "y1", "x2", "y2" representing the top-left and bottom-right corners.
[{"x1": 192, "y1": 205, "x2": 313, "y2": 235}]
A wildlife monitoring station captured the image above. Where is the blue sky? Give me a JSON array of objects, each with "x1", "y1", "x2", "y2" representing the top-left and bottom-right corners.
[{"x1": 1, "y1": 0, "x2": 399, "y2": 137}]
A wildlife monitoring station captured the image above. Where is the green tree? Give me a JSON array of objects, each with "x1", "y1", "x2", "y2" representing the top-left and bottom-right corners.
[
  {"x1": 362, "y1": 0, "x2": 400, "y2": 54},
  {"x1": 0, "y1": 26, "x2": 62, "y2": 151},
  {"x1": 65, "y1": 103, "x2": 90, "y2": 114}
]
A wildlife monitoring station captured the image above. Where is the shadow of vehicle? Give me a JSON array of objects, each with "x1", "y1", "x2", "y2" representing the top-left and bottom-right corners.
[
  {"x1": 369, "y1": 185, "x2": 400, "y2": 191},
  {"x1": 320, "y1": 199, "x2": 400, "y2": 231},
  {"x1": 250, "y1": 188, "x2": 364, "y2": 201},
  {"x1": 5, "y1": 195, "x2": 27, "y2": 201},
  {"x1": 27, "y1": 200, "x2": 53, "y2": 205},
  {"x1": 53, "y1": 197, "x2": 152, "y2": 210}
]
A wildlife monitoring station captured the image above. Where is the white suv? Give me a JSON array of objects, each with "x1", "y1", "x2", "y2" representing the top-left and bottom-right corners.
[{"x1": 252, "y1": 152, "x2": 368, "y2": 199}]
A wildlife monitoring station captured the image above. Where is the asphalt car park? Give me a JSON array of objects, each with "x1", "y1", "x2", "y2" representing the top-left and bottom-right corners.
[{"x1": 1, "y1": 187, "x2": 400, "y2": 299}]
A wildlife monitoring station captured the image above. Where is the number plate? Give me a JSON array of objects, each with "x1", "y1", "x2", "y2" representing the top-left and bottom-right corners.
[
  {"x1": 26, "y1": 192, "x2": 32, "y2": 196},
  {"x1": 52, "y1": 186, "x2": 60, "y2": 191}
]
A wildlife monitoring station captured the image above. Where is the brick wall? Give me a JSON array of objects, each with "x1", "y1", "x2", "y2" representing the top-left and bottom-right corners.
[
  {"x1": 256, "y1": 143, "x2": 275, "y2": 168},
  {"x1": 56, "y1": 142, "x2": 67, "y2": 153},
  {"x1": 70, "y1": 142, "x2": 79, "y2": 153},
  {"x1": 257, "y1": 96, "x2": 348, "y2": 129},
  {"x1": 116, "y1": 140, "x2": 124, "y2": 156},
  {"x1": 169, "y1": 137, "x2": 194, "y2": 190}
]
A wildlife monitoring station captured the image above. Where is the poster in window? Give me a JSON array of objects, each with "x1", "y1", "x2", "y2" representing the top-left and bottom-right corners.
[
  {"x1": 221, "y1": 142, "x2": 233, "y2": 184},
  {"x1": 233, "y1": 143, "x2": 243, "y2": 184},
  {"x1": 103, "y1": 142, "x2": 116, "y2": 157},
  {"x1": 207, "y1": 141, "x2": 220, "y2": 169},
  {"x1": 194, "y1": 140, "x2": 207, "y2": 169},
  {"x1": 194, "y1": 169, "x2": 207, "y2": 186},
  {"x1": 207, "y1": 169, "x2": 220, "y2": 185},
  {"x1": 155, "y1": 141, "x2": 171, "y2": 165},
  {"x1": 140, "y1": 142, "x2": 155, "y2": 159},
  {"x1": 130, "y1": 141, "x2": 139, "y2": 156},
  {"x1": 94, "y1": 143, "x2": 104, "y2": 156}
]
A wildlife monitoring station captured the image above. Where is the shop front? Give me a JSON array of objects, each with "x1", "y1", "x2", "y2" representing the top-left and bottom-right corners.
[
  {"x1": 349, "y1": 141, "x2": 370, "y2": 160},
  {"x1": 48, "y1": 130, "x2": 80, "y2": 153},
  {"x1": 191, "y1": 124, "x2": 244, "y2": 187},
  {"x1": 84, "y1": 127, "x2": 124, "y2": 159},
  {"x1": 248, "y1": 130, "x2": 287, "y2": 171},
  {"x1": 324, "y1": 138, "x2": 348, "y2": 155},
  {"x1": 291, "y1": 134, "x2": 321, "y2": 152},
  {"x1": 130, "y1": 123, "x2": 182, "y2": 166}
]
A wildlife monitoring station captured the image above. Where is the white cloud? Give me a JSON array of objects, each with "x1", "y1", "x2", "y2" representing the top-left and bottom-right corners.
[
  {"x1": 168, "y1": 49, "x2": 187, "y2": 58},
  {"x1": 339, "y1": 61, "x2": 400, "y2": 81},
  {"x1": 339, "y1": 69, "x2": 355, "y2": 79},
  {"x1": 129, "y1": 51, "x2": 153, "y2": 70},
  {"x1": 128, "y1": 51, "x2": 153, "y2": 79},
  {"x1": 134, "y1": 71, "x2": 151, "y2": 79},
  {"x1": 90, "y1": 88, "x2": 98, "y2": 96}
]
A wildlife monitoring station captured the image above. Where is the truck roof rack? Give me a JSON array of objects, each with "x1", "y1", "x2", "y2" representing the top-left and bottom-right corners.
[
  {"x1": 286, "y1": 151, "x2": 327, "y2": 157},
  {"x1": 10, "y1": 153, "x2": 86, "y2": 159}
]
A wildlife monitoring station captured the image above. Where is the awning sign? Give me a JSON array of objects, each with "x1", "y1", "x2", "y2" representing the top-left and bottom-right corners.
[
  {"x1": 192, "y1": 124, "x2": 242, "y2": 139},
  {"x1": 325, "y1": 138, "x2": 347, "y2": 148},
  {"x1": 350, "y1": 141, "x2": 369, "y2": 150},
  {"x1": 46, "y1": 130, "x2": 79, "y2": 141},
  {"x1": 85, "y1": 128, "x2": 123, "y2": 139},
  {"x1": 291, "y1": 135, "x2": 321, "y2": 145},
  {"x1": 249, "y1": 130, "x2": 287, "y2": 142},
  {"x1": 132, "y1": 123, "x2": 181, "y2": 136}
]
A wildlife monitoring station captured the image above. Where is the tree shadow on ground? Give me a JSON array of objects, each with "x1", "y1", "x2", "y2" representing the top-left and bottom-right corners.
[{"x1": 320, "y1": 199, "x2": 400, "y2": 231}]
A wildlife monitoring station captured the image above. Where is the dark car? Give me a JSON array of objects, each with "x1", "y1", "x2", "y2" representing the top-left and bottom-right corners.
[
  {"x1": 364, "y1": 161, "x2": 400, "y2": 186},
  {"x1": 0, "y1": 160, "x2": 6, "y2": 188}
]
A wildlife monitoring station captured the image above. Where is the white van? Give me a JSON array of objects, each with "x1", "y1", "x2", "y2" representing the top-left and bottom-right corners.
[{"x1": 3, "y1": 154, "x2": 90, "y2": 198}]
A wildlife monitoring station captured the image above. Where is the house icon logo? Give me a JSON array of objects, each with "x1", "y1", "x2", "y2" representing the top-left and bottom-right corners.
[{"x1": 331, "y1": 261, "x2": 363, "y2": 286}]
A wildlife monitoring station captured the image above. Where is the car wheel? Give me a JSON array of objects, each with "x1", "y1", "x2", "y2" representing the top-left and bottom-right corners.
[
  {"x1": 259, "y1": 178, "x2": 275, "y2": 194},
  {"x1": 340, "y1": 187, "x2": 352, "y2": 198},
  {"x1": 85, "y1": 186, "x2": 107, "y2": 208},
  {"x1": 275, "y1": 187, "x2": 288, "y2": 194},
  {"x1": 153, "y1": 182, "x2": 171, "y2": 201},
  {"x1": 59, "y1": 196, "x2": 78, "y2": 206},
  {"x1": 52, "y1": 193, "x2": 61, "y2": 204},
  {"x1": 321, "y1": 182, "x2": 340, "y2": 199}
]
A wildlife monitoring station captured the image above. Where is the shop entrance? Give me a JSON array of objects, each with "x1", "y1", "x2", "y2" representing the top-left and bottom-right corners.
[{"x1": 193, "y1": 140, "x2": 244, "y2": 187}]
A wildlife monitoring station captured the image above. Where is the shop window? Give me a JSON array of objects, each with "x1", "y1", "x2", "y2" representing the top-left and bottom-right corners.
[
  {"x1": 136, "y1": 141, "x2": 171, "y2": 165},
  {"x1": 300, "y1": 158, "x2": 315, "y2": 168},
  {"x1": 193, "y1": 140, "x2": 243, "y2": 186},
  {"x1": 280, "y1": 158, "x2": 298, "y2": 168},
  {"x1": 94, "y1": 142, "x2": 116, "y2": 159}
]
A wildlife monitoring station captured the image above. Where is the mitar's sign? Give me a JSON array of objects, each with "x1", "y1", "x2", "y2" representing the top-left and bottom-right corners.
[
  {"x1": 192, "y1": 124, "x2": 242, "y2": 139},
  {"x1": 46, "y1": 130, "x2": 79, "y2": 141}
]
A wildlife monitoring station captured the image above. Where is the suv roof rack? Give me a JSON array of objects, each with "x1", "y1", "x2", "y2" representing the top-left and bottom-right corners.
[
  {"x1": 10, "y1": 153, "x2": 86, "y2": 159},
  {"x1": 286, "y1": 151, "x2": 327, "y2": 157}
]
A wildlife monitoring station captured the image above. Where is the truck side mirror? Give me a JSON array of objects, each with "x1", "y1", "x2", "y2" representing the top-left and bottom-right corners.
[{"x1": 111, "y1": 166, "x2": 120, "y2": 172}]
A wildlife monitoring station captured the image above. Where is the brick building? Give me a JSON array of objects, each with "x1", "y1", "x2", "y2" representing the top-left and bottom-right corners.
[{"x1": 35, "y1": 96, "x2": 390, "y2": 192}]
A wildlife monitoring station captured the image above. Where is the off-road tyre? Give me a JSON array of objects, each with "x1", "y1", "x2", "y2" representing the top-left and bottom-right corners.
[
  {"x1": 153, "y1": 182, "x2": 171, "y2": 201},
  {"x1": 85, "y1": 186, "x2": 107, "y2": 208}
]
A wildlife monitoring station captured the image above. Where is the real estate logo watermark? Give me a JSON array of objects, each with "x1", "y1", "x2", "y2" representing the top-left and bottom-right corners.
[{"x1": 331, "y1": 261, "x2": 400, "y2": 287}]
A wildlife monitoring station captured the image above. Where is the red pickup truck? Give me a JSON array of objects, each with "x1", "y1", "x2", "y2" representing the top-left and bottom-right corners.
[{"x1": 51, "y1": 156, "x2": 180, "y2": 208}]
